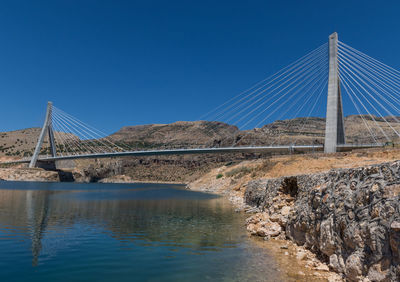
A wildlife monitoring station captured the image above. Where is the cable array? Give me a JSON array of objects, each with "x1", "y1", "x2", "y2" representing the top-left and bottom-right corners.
[
  {"x1": 32, "y1": 38, "x2": 400, "y2": 158},
  {"x1": 201, "y1": 43, "x2": 328, "y2": 127},
  {"x1": 199, "y1": 43, "x2": 329, "y2": 146},
  {"x1": 338, "y1": 41, "x2": 400, "y2": 145},
  {"x1": 50, "y1": 106, "x2": 130, "y2": 156}
]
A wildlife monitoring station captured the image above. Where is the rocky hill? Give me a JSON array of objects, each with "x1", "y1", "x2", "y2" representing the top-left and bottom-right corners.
[
  {"x1": 0, "y1": 128, "x2": 42, "y2": 157},
  {"x1": 110, "y1": 121, "x2": 239, "y2": 149},
  {"x1": 1, "y1": 115, "x2": 400, "y2": 157},
  {"x1": 0, "y1": 128, "x2": 78, "y2": 158},
  {"x1": 110, "y1": 115, "x2": 400, "y2": 150}
]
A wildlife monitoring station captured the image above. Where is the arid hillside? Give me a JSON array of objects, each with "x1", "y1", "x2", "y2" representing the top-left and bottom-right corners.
[
  {"x1": 0, "y1": 128, "x2": 78, "y2": 158},
  {"x1": 110, "y1": 121, "x2": 239, "y2": 149},
  {"x1": 110, "y1": 115, "x2": 400, "y2": 149},
  {"x1": 1, "y1": 115, "x2": 400, "y2": 158},
  {"x1": 0, "y1": 128, "x2": 42, "y2": 157}
]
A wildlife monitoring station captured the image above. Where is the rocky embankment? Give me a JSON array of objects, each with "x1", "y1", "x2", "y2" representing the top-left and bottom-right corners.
[
  {"x1": 0, "y1": 164, "x2": 119, "y2": 183},
  {"x1": 244, "y1": 161, "x2": 400, "y2": 281},
  {"x1": 0, "y1": 168, "x2": 60, "y2": 182}
]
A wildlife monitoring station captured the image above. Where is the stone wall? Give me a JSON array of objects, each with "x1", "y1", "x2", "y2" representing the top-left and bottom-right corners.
[{"x1": 244, "y1": 161, "x2": 400, "y2": 281}]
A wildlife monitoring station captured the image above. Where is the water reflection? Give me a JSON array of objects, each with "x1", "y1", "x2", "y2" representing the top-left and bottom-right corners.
[{"x1": 0, "y1": 182, "x2": 280, "y2": 281}]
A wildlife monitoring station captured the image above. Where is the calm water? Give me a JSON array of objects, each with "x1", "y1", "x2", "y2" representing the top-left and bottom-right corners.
[{"x1": 0, "y1": 181, "x2": 282, "y2": 281}]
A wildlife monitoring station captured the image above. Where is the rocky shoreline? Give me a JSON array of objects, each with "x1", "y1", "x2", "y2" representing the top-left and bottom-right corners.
[{"x1": 200, "y1": 161, "x2": 400, "y2": 281}]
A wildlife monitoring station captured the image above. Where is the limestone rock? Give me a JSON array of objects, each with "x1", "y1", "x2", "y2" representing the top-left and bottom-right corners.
[
  {"x1": 296, "y1": 251, "x2": 307, "y2": 261},
  {"x1": 256, "y1": 227, "x2": 269, "y2": 237},
  {"x1": 345, "y1": 253, "x2": 363, "y2": 281},
  {"x1": 315, "y1": 263, "x2": 330, "y2": 272},
  {"x1": 281, "y1": 205, "x2": 291, "y2": 216},
  {"x1": 319, "y1": 217, "x2": 336, "y2": 256},
  {"x1": 329, "y1": 254, "x2": 345, "y2": 273},
  {"x1": 367, "y1": 263, "x2": 388, "y2": 282},
  {"x1": 246, "y1": 223, "x2": 257, "y2": 235},
  {"x1": 390, "y1": 220, "x2": 400, "y2": 232},
  {"x1": 244, "y1": 160, "x2": 400, "y2": 281}
]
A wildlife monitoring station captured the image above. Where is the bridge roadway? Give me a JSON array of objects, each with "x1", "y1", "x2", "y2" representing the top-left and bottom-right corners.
[{"x1": 4, "y1": 144, "x2": 383, "y2": 165}]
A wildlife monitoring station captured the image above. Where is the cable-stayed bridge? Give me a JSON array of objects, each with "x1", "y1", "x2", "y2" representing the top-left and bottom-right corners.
[{"x1": 5, "y1": 32, "x2": 400, "y2": 168}]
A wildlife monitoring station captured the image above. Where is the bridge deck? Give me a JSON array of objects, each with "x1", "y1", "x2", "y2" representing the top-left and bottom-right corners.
[{"x1": 2, "y1": 144, "x2": 383, "y2": 165}]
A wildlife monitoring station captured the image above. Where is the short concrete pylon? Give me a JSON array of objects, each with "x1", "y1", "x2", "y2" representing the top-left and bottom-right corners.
[
  {"x1": 324, "y1": 32, "x2": 345, "y2": 153},
  {"x1": 29, "y1": 102, "x2": 57, "y2": 168}
]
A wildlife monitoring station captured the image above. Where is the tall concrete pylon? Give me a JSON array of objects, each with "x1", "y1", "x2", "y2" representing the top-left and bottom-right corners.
[
  {"x1": 29, "y1": 102, "x2": 57, "y2": 168},
  {"x1": 324, "y1": 32, "x2": 345, "y2": 153}
]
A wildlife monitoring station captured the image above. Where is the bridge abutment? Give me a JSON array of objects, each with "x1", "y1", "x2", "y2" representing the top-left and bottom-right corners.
[{"x1": 35, "y1": 160, "x2": 76, "y2": 171}]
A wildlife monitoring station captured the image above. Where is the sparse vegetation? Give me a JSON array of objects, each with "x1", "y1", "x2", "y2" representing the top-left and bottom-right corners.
[
  {"x1": 258, "y1": 159, "x2": 275, "y2": 171},
  {"x1": 225, "y1": 166, "x2": 253, "y2": 179}
]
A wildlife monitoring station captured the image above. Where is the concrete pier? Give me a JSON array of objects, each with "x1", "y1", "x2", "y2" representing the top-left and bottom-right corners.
[
  {"x1": 324, "y1": 32, "x2": 345, "y2": 153},
  {"x1": 29, "y1": 102, "x2": 57, "y2": 168}
]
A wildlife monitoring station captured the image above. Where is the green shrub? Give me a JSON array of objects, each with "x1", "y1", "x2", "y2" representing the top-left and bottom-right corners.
[
  {"x1": 216, "y1": 173, "x2": 223, "y2": 179},
  {"x1": 225, "y1": 166, "x2": 253, "y2": 179}
]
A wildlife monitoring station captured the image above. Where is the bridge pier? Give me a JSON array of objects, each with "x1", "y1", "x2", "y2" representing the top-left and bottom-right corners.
[
  {"x1": 324, "y1": 32, "x2": 345, "y2": 153},
  {"x1": 29, "y1": 102, "x2": 57, "y2": 168}
]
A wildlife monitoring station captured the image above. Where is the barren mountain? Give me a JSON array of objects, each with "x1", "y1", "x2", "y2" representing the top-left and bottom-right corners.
[
  {"x1": 0, "y1": 128, "x2": 42, "y2": 157},
  {"x1": 1, "y1": 115, "x2": 400, "y2": 157},
  {"x1": 110, "y1": 121, "x2": 240, "y2": 149},
  {"x1": 110, "y1": 116, "x2": 400, "y2": 150},
  {"x1": 0, "y1": 128, "x2": 79, "y2": 158}
]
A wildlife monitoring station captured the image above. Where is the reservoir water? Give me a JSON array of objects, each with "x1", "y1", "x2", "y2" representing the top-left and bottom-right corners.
[{"x1": 0, "y1": 181, "x2": 282, "y2": 281}]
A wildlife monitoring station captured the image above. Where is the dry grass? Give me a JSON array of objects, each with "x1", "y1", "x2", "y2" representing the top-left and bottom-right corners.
[
  {"x1": 225, "y1": 166, "x2": 253, "y2": 178},
  {"x1": 262, "y1": 148, "x2": 400, "y2": 178},
  {"x1": 189, "y1": 147, "x2": 400, "y2": 196}
]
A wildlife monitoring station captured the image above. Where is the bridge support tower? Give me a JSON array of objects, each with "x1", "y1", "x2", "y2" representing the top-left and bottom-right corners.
[
  {"x1": 29, "y1": 102, "x2": 57, "y2": 168},
  {"x1": 324, "y1": 32, "x2": 345, "y2": 153}
]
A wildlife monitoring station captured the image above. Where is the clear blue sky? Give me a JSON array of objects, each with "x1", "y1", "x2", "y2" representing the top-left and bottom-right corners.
[{"x1": 0, "y1": 0, "x2": 399, "y2": 133}]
